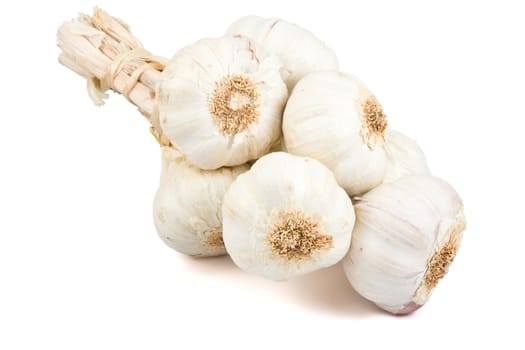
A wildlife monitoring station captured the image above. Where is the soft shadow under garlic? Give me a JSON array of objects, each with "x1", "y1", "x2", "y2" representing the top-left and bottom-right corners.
[
  {"x1": 179, "y1": 255, "x2": 379, "y2": 318},
  {"x1": 284, "y1": 263, "x2": 378, "y2": 318},
  {"x1": 179, "y1": 254, "x2": 238, "y2": 273}
]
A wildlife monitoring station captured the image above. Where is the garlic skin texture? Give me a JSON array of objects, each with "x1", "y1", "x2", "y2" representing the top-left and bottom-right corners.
[
  {"x1": 343, "y1": 175, "x2": 466, "y2": 314},
  {"x1": 226, "y1": 16, "x2": 339, "y2": 91},
  {"x1": 222, "y1": 152, "x2": 355, "y2": 281},
  {"x1": 383, "y1": 129, "x2": 430, "y2": 184},
  {"x1": 156, "y1": 35, "x2": 288, "y2": 170},
  {"x1": 283, "y1": 70, "x2": 388, "y2": 196},
  {"x1": 153, "y1": 147, "x2": 249, "y2": 257}
]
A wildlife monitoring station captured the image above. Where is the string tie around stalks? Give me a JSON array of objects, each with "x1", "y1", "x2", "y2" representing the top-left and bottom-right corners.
[
  {"x1": 85, "y1": 47, "x2": 171, "y2": 147},
  {"x1": 87, "y1": 47, "x2": 167, "y2": 106}
]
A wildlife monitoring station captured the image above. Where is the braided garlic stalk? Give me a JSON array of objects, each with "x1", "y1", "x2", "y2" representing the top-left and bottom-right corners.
[{"x1": 57, "y1": 8, "x2": 169, "y2": 145}]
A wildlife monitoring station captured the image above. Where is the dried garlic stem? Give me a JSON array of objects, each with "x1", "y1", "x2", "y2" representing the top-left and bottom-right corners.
[{"x1": 56, "y1": 7, "x2": 168, "y2": 143}]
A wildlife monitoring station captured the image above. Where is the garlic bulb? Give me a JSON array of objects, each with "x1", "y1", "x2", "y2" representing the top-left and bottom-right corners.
[
  {"x1": 153, "y1": 147, "x2": 249, "y2": 257},
  {"x1": 156, "y1": 35, "x2": 288, "y2": 170},
  {"x1": 342, "y1": 175, "x2": 466, "y2": 314},
  {"x1": 283, "y1": 70, "x2": 388, "y2": 196},
  {"x1": 222, "y1": 152, "x2": 355, "y2": 280},
  {"x1": 226, "y1": 16, "x2": 339, "y2": 91},
  {"x1": 383, "y1": 129, "x2": 430, "y2": 183}
]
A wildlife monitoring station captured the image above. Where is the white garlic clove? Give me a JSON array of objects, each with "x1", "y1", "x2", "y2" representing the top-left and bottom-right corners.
[
  {"x1": 383, "y1": 129, "x2": 431, "y2": 184},
  {"x1": 153, "y1": 147, "x2": 249, "y2": 257},
  {"x1": 342, "y1": 175, "x2": 466, "y2": 314},
  {"x1": 226, "y1": 16, "x2": 339, "y2": 91},
  {"x1": 283, "y1": 70, "x2": 388, "y2": 196},
  {"x1": 222, "y1": 152, "x2": 355, "y2": 281},
  {"x1": 156, "y1": 35, "x2": 288, "y2": 170}
]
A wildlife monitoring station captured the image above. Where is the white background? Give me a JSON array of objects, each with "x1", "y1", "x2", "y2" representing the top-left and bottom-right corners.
[{"x1": 1, "y1": 0, "x2": 524, "y2": 349}]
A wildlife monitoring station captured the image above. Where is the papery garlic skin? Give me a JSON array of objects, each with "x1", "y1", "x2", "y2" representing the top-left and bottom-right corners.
[
  {"x1": 222, "y1": 152, "x2": 355, "y2": 281},
  {"x1": 153, "y1": 147, "x2": 249, "y2": 257},
  {"x1": 342, "y1": 175, "x2": 466, "y2": 314},
  {"x1": 383, "y1": 129, "x2": 430, "y2": 183},
  {"x1": 283, "y1": 70, "x2": 388, "y2": 196},
  {"x1": 157, "y1": 35, "x2": 288, "y2": 170},
  {"x1": 226, "y1": 16, "x2": 339, "y2": 91}
]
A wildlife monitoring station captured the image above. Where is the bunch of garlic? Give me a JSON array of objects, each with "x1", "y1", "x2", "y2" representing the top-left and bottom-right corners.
[
  {"x1": 382, "y1": 130, "x2": 430, "y2": 184},
  {"x1": 283, "y1": 70, "x2": 389, "y2": 196},
  {"x1": 58, "y1": 8, "x2": 466, "y2": 316},
  {"x1": 226, "y1": 16, "x2": 339, "y2": 91},
  {"x1": 153, "y1": 147, "x2": 249, "y2": 257},
  {"x1": 157, "y1": 35, "x2": 288, "y2": 170},
  {"x1": 222, "y1": 152, "x2": 355, "y2": 280},
  {"x1": 343, "y1": 176, "x2": 465, "y2": 314}
]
